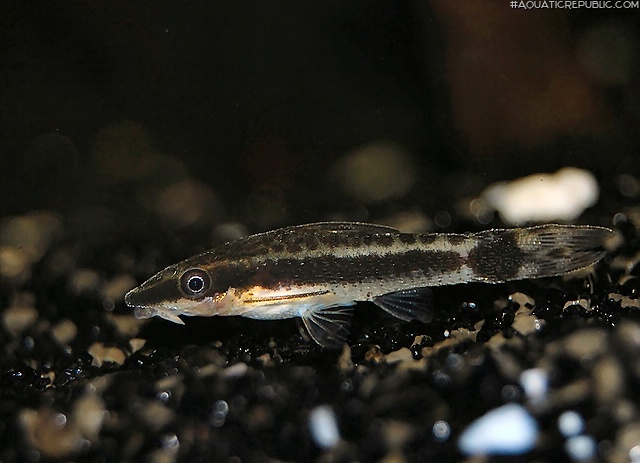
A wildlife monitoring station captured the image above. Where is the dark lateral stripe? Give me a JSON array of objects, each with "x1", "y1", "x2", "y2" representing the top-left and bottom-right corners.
[
  {"x1": 467, "y1": 229, "x2": 526, "y2": 281},
  {"x1": 211, "y1": 249, "x2": 466, "y2": 291}
]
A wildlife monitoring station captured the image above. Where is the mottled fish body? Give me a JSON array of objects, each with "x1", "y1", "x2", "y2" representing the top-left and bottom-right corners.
[{"x1": 125, "y1": 222, "x2": 613, "y2": 347}]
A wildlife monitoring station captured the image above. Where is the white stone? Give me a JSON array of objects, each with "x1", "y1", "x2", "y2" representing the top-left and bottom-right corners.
[
  {"x1": 335, "y1": 141, "x2": 415, "y2": 203},
  {"x1": 558, "y1": 410, "x2": 585, "y2": 438},
  {"x1": 520, "y1": 368, "x2": 549, "y2": 401},
  {"x1": 565, "y1": 435, "x2": 597, "y2": 461},
  {"x1": 309, "y1": 405, "x2": 340, "y2": 450},
  {"x1": 481, "y1": 167, "x2": 599, "y2": 225},
  {"x1": 458, "y1": 404, "x2": 538, "y2": 455}
]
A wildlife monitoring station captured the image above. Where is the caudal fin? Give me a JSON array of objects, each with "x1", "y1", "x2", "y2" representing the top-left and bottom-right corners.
[
  {"x1": 519, "y1": 225, "x2": 613, "y2": 278},
  {"x1": 469, "y1": 225, "x2": 614, "y2": 283}
]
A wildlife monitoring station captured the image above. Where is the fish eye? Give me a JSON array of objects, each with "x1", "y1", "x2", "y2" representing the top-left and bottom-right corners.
[{"x1": 180, "y1": 268, "x2": 211, "y2": 297}]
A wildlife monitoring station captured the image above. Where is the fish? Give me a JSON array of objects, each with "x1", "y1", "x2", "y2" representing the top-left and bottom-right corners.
[{"x1": 124, "y1": 222, "x2": 614, "y2": 348}]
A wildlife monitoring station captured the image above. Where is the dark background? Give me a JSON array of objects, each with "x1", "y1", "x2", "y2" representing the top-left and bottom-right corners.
[{"x1": 2, "y1": 1, "x2": 639, "y2": 228}]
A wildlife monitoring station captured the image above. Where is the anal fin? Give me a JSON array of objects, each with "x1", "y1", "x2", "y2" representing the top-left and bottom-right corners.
[
  {"x1": 301, "y1": 308, "x2": 353, "y2": 348},
  {"x1": 373, "y1": 288, "x2": 433, "y2": 323}
]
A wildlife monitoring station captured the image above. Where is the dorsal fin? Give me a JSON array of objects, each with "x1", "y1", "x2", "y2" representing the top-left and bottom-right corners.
[
  {"x1": 285, "y1": 221, "x2": 399, "y2": 234},
  {"x1": 246, "y1": 222, "x2": 400, "y2": 242}
]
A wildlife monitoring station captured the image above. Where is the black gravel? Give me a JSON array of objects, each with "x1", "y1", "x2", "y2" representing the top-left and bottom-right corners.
[{"x1": 1, "y1": 205, "x2": 639, "y2": 462}]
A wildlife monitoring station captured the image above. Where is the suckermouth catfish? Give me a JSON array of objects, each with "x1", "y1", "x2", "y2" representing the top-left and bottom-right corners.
[{"x1": 125, "y1": 222, "x2": 614, "y2": 347}]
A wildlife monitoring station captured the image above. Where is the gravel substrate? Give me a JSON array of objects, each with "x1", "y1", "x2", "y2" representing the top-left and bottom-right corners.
[{"x1": 1, "y1": 206, "x2": 639, "y2": 462}]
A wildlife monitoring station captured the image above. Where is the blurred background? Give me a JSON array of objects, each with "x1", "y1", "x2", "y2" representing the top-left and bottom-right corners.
[
  {"x1": 2, "y1": 5, "x2": 640, "y2": 460},
  {"x1": 1, "y1": 1, "x2": 639, "y2": 236}
]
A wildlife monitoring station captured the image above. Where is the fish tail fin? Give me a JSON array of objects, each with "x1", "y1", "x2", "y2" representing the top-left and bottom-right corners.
[{"x1": 470, "y1": 225, "x2": 615, "y2": 282}]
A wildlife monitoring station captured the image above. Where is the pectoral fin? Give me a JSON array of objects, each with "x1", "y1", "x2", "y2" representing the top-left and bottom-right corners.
[
  {"x1": 301, "y1": 308, "x2": 353, "y2": 348},
  {"x1": 373, "y1": 288, "x2": 433, "y2": 323}
]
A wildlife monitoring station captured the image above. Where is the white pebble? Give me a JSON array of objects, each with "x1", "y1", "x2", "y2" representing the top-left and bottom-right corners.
[
  {"x1": 481, "y1": 167, "x2": 599, "y2": 225},
  {"x1": 513, "y1": 306, "x2": 546, "y2": 336},
  {"x1": 0, "y1": 212, "x2": 63, "y2": 263},
  {"x1": 617, "y1": 174, "x2": 640, "y2": 197},
  {"x1": 309, "y1": 405, "x2": 340, "y2": 450},
  {"x1": 101, "y1": 275, "x2": 137, "y2": 301},
  {"x1": 2, "y1": 306, "x2": 38, "y2": 336},
  {"x1": 69, "y1": 269, "x2": 101, "y2": 294},
  {"x1": 563, "y1": 328, "x2": 608, "y2": 361},
  {"x1": 161, "y1": 432, "x2": 180, "y2": 450},
  {"x1": 87, "y1": 343, "x2": 126, "y2": 367},
  {"x1": 214, "y1": 223, "x2": 248, "y2": 242},
  {"x1": 210, "y1": 400, "x2": 229, "y2": 427},
  {"x1": 72, "y1": 394, "x2": 107, "y2": 440},
  {"x1": 565, "y1": 435, "x2": 597, "y2": 461},
  {"x1": 0, "y1": 247, "x2": 29, "y2": 279},
  {"x1": 53, "y1": 413, "x2": 67, "y2": 428},
  {"x1": 154, "y1": 180, "x2": 220, "y2": 227},
  {"x1": 458, "y1": 404, "x2": 538, "y2": 456},
  {"x1": 382, "y1": 211, "x2": 432, "y2": 233},
  {"x1": 558, "y1": 411, "x2": 585, "y2": 438},
  {"x1": 51, "y1": 320, "x2": 78, "y2": 346},
  {"x1": 222, "y1": 362, "x2": 248, "y2": 379},
  {"x1": 520, "y1": 368, "x2": 549, "y2": 401},
  {"x1": 335, "y1": 142, "x2": 415, "y2": 203},
  {"x1": 432, "y1": 420, "x2": 451, "y2": 441}
]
